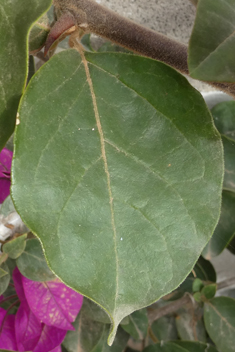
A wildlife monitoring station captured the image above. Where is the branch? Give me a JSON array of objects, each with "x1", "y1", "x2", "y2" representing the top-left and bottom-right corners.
[
  {"x1": 147, "y1": 294, "x2": 193, "y2": 325},
  {"x1": 52, "y1": 0, "x2": 235, "y2": 97}
]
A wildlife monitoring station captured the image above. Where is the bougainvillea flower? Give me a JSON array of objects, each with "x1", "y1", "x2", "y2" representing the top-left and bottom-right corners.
[
  {"x1": 0, "y1": 148, "x2": 13, "y2": 203},
  {"x1": 0, "y1": 307, "x2": 17, "y2": 350},
  {"x1": 11, "y1": 267, "x2": 83, "y2": 351},
  {"x1": 22, "y1": 275, "x2": 83, "y2": 331}
]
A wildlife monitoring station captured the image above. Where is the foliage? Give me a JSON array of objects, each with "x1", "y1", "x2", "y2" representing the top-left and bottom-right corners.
[{"x1": 0, "y1": 0, "x2": 235, "y2": 351}]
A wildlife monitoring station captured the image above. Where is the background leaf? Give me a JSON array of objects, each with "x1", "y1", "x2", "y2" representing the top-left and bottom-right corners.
[
  {"x1": 16, "y1": 238, "x2": 55, "y2": 281},
  {"x1": 203, "y1": 190, "x2": 235, "y2": 258},
  {"x1": 204, "y1": 297, "x2": 235, "y2": 352},
  {"x1": 222, "y1": 136, "x2": 235, "y2": 192},
  {"x1": 150, "y1": 315, "x2": 178, "y2": 342},
  {"x1": 211, "y1": 101, "x2": 235, "y2": 140},
  {"x1": 174, "y1": 341, "x2": 219, "y2": 352},
  {"x1": 3, "y1": 234, "x2": 27, "y2": 259},
  {"x1": 0, "y1": 0, "x2": 52, "y2": 150},
  {"x1": 12, "y1": 50, "x2": 223, "y2": 343},
  {"x1": 175, "y1": 307, "x2": 206, "y2": 342},
  {"x1": 0, "y1": 262, "x2": 10, "y2": 295},
  {"x1": 121, "y1": 309, "x2": 148, "y2": 340},
  {"x1": 188, "y1": 0, "x2": 235, "y2": 82}
]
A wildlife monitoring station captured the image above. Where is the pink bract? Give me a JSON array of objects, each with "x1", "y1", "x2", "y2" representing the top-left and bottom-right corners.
[
  {"x1": 0, "y1": 148, "x2": 13, "y2": 203},
  {"x1": 0, "y1": 307, "x2": 17, "y2": 350},
  {"x1": 22, "y1": 275, "x2": 83, "y2": 330}
]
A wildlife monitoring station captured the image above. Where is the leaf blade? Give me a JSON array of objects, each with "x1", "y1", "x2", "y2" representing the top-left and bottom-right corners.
[{"x1": 12, "y1": 50, "x2": 223, "y2": 344}]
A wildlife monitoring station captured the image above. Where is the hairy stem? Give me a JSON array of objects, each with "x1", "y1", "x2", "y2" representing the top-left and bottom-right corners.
[{"x1": 53, "y1": 0, "x2": 235, "y2": 97}]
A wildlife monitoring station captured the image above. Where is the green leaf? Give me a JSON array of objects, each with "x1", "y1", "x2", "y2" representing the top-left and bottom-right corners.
[
  {"x1": 2, "y1": 233, "x2": 27, "y2": 259},
  {"x1": 175, "y1": 307, "x2": 207, "y2": 342},
  {"x1": 121, "y1": 309, "x2": 148, "y2": 340},
  {"x1": 0, "y1": 262, "x2": 10, "y2": 295},
  {"x1": 193, "y1": 292, "x2": 202, "y2": 303},
  {"x1": 174, "y1": 341, "x2": 219, "y2": 352},
  {"x1": 211, "y1": 101, "x2": 235, "y2": 141},
  {"x1": 63, "y1": 310, "x2": 105, "y2": 352},
  {"x1": 168, "y1": 256, "x2": 216, "y2": 300},
  {"x1": 188, "y1": 0, "x2": 235, "y2": 82},
  {"x1": 201, "y1": 284, "x2": 217, "y2": 300},
  {"x1": 63, "y1": 308, "x2": 129, "y2": 352},
  {"x1": 203, "y1": 190, "x2": 235, "y2": 258},
  {"x1": 29, "y1": 14, "x2": 50, "y2": 53},
  {"x1": 0, "y1": 253, "x2": 8, "y2": 266},
  {"x1": 150, "y1": 316, "x2": 178, "y2": 342},
  {"x1": 227, "y1": 233, "x2": 235, "y2": 254},
  {"x1": 204, "y1": 297, "x2": 235, "y2": 352},
  {"x1": 92, "y1": 326, "x2": 129, "y2": 352},
  {"x1": 0, "y1": 0, "x2": 52, "y2": 151},
  {"x1": 223, "y1": 136, "x2": 235, "y2": 192},
  {"x1": 80, "y1": 297, "x2": 110, "y2": 324},
  {"x1": 16, "y1": 238, "x2": 55, "y2": 281},
  {"x1": 0, "y1": 267, "x2": 8, "y2": 279},
  {"x1": 12, "y1": 50, "x2": 223, "y2": 344},
  {"x1": 192, "y1": 278, "x2": 204, "y2": 293},
  {"x1": 143, "y1": 342, "x2": 187, "y2": 352},
  {"x1": 0, "y1": 196, "x2": 16, "y2": 217}
]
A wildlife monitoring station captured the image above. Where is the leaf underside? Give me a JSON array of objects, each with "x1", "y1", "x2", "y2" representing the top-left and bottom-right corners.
[{"x1": 12, "y1": 50, "x2": 223, "y2": 344}]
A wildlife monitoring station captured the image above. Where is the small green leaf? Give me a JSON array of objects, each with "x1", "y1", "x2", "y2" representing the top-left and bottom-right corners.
[
  {"x1": 0, "y1": 0, "x2": 52, "y2": 150},
  {"x1": 204, "y1": 297, "x2": 235, "y2": 352},
  {"x1": 193, "y1": 292, "x2": 202, "y2": 303},
  {"x1": 201, "y1": 284, "x2": 217, "y2": 300},
  {"x1": 12, "y1": 50, "x2": 223, "y2": 344},
  {"x1": 0, "y1": 195, "x2": 16, "y2": 217},
  {"x1": 29, "y1": 14, "x2": 50, "y2": 53},
  {"x1": 168, "y1": 257, "x2": 216, "y2": 300},
  {"x1": 3, "y1": 233, "x2": 27, "y2": 259},
  {"x1": 121, "y1": 309, "x2": 148, "y2": 340},
  {"x1": 176, "y1": 307, "x2": 206, "y2": 342},
  {"x1": 203, "y1": 190, "x2": 235, "y2": 258},
  {"x1": 211, "y1": 101, "x2": 235, "y2": 141},
  {"x1": 151, "y1": 316, "x2": 178, "y2": 342},
  {"x1": 174, "y1": 341, "x2": 219, "y2": 352},
  {"x1": 192, "y1": 278, "x2": 204, "y2": 293},
  {"x1": 188, "y1": 0, "x2": 235, "y2": 82},
  {"x1": 0, "y1": 253, "x2": 8, "y2": 266},
  {"x1": 0, "y1": 262, "x2": 10, "y2": 295},
  {"x1": 0, "y1": 267, "x2": 8, "y2": 279},
  {"x1": 16, "y1": 238, "x2": 55, "y2": 281}
]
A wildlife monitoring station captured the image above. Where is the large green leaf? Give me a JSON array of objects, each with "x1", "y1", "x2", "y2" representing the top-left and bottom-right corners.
[
  {"x1": 12, "y1": 50, "x2": 223, "y2": 344},
  {"x1": 0, "y1": 0, "x2": 51, "y2": 150},
  {"x1": 203, "y1": 190, "x2": 235, "y2": 258},
  {"x1": 188, "y1": 0, "x2": 235, "y2": 82},
  {"x1": 204, "y1": 297, "x2": 235, "y2": 352}
]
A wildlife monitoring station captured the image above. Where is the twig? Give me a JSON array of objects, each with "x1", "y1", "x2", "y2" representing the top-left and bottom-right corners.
[
  {"x1": 53, "y1": 0, "x2": 235, "y2": 97},
  {"x1": 0, "y1": 299, "x2": 19, "y2": 334},
  {"x1": 0, "y1": 294, "x2": 18, "y2": 305},
  {"x1": 148, "y1": 293, "x2": 193, "y2": 325},
  {"x1": 217, "y1": 277, "x2": 235, "y2": 290}
]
